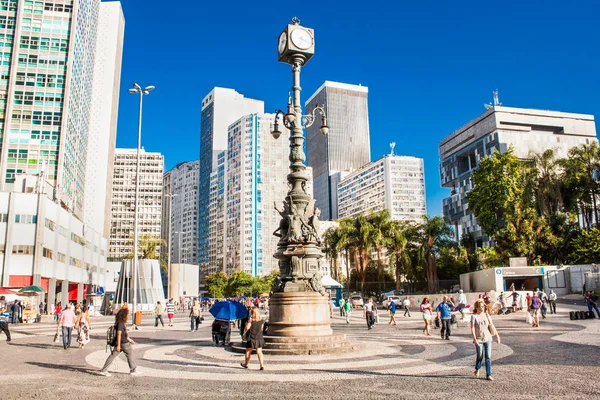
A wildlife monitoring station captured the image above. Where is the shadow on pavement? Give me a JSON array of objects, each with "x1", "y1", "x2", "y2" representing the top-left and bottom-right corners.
[
  {"x1": 26, "y1": 361, "x2": 100, "y2": 376},
  {"x1": 309, "y1": 368, "x2": 475, "y2": 380},
  {"x1": 9, "y1": 342, "x2": 66, "y2": 350}
]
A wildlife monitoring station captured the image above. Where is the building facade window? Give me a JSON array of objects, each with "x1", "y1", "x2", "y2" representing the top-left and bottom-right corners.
[
  {"x1": 12, "y1": 244, "x2": 34, "y2": 254},
  {"x1": 15, "y1": 214, "x2": 37, "y2": 223},
  {"x1": 42, "y1": 247, "x2": 53, "y2": 259}
]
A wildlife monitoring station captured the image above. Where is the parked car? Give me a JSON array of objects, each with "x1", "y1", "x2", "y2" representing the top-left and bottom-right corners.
[
  {"x1": 382, "y1": 296, "x2": 402, "y2": 308},
  {"x1": 350, "y1": 295, "x2": 364, "y2": 308}
]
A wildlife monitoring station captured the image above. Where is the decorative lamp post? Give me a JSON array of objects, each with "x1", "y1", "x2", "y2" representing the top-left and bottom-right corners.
[
  {"x1": 268, "y1": 17, "x2": 333, "y2": 341},
  {"x1": 128, "y1": 83, "x2": 154, "y2": 327}
]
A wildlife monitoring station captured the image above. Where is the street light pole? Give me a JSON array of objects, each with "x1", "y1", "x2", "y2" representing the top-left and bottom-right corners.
[
  {"x1": 165, "y1": 193, "x2": 178, "y2": 300},
  {"x1": 128, "y1": 83, "x2": 155, "y2": 327}
]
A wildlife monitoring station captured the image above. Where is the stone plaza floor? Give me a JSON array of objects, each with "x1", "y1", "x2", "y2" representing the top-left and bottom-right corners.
[{"x1": 1, "y1": 302, "x2": 599, "y2": 399}]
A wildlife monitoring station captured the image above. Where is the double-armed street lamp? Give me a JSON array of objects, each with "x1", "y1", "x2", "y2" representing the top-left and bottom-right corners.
[
  {"x1": 128, "y1": 83, "x2": 154, "y2": 327},
  {"x1": 266, "y1": 17, "x2": 335, "y2": 340}
]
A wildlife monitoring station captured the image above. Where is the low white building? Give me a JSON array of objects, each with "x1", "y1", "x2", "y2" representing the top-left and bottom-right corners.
[
  {"x1": 0, "y1": 176, "x2": 108, "y2": 307},
  {"x1": 168, "y1": 263, "x2": 199, "y2": 300},
  {"x1": 337, "y1": 154, "x2": 427, "y2": 222}
]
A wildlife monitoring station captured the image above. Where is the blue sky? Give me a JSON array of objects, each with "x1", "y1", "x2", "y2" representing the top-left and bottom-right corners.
[{"x1": 114, "y1": 0, "x2": 600, "y2": 217}]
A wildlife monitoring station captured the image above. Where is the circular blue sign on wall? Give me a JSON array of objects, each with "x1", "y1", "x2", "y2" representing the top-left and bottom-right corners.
[{"x1": 495, "y1": 269, "x2": 502, "y2": 275}]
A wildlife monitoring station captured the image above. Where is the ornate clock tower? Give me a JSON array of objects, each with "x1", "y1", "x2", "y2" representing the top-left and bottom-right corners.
[{"x1": 257, "y1": 18, "x2": 353, "y2": 354}]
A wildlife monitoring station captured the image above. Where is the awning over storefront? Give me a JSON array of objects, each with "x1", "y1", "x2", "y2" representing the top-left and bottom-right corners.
[{"x1": 322, "y1": 276, "x2": 342, "y2": 288}]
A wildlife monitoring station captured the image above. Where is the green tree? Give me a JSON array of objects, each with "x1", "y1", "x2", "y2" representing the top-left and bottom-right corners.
[
  {"x1": 529, "y1": 149, "x2": 563, "y2": 217},
  {"x1": 124, "y1": 235, "x2": 167, "y2": 270},
  {"x1": 322, "y1": 228, "x2": 341, "y2": 281},
  {"x1": 338, "y1": 214, "x2": 374, "y2": 294},
  {"x1": 560, "y1": 142, "x2": 600, "y2": 229},
  {"x1": 569, "y1": 228, "x2": 600, "y2": 264},
  {"x1": 467, "y1": 148, "x2": 525, "y2": 238},
  {"x1": 387, "y1": 221, "x2": 411, "y2": 291},
  {"x1": 417, "y1": 216, "x2": 454, "y2": 293},
  {"x1": 225, "y1": 271, "x2": 255, "y2": 297},
  {"x1": 369, "y1": 209, "x2": 393, "y2": 293},
  {"x1": 206, "y1": 271, "x2": 227, "y2": 298}
]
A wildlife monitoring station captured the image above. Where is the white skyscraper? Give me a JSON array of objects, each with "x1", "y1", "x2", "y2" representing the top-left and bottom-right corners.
[
  {"x1": 109, "y1": 149, "x2": 164, "y2": 261},
  {"x1": 162, "y1": 160, "x2": 199, "y2": 265},
  {"x1": 207, "y1": 113, "x2": 295, "y2": 277},
  {"x1": 199, "y1": 88, "x2": 263, "y2": 282},
  {"x1": 0, "y1": 0, "x2": 102, "y2": 218},
  {"x1": 84, "y1": 1, "x2": 124, "y2": 237},
  {"x1": 338, "y1": 155, "x2": 427, "y2": 222}
]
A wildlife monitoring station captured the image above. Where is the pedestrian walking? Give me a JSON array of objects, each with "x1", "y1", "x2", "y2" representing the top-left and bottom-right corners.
[
  {"x1": 420, "y1": 297, "x2": 433, "y2": 336},
  {"x1": 344, "y1": 300, "x2": 352, "y2": 323},
  {"x1": 510, "y1": 291, "x2": 519, "y2": 313},
  {"x1": 471, "y1": 299, "x2": 500, "y2": 381},
  {"x1": 0, "y1": 306, "x2": 11, "y2": 342},
  {"x1": 99, "y1": 307, "x2": 140, "y2": 376},
  {"x1": 154, "y1": 301, "x2": 165, "y2": 327},
  {"x1": 11, "y1": 301, "x2": 20, "y2": 324},
  {"x1": 530, "y1": 293, "x2": 541, "y2": 327},
  {"x1": 457, "y1": 290, "x2": 467, "y2": 320},
  {"x1": 403, "y1": 297, "x2": 411, "y2": 317},
  {"x1": 189, "y1": 299, "x2": 202, "y2": 332},
  {"x1": 364, "y1": 298, "x2": 375, "y2": 330},
  {"x1": 339, "y1": 298, "x2": 345, "y2": 317},
  {"x1": 388, "y1": 299, "x2": 397, "y2": 326},
  {"x1": 57, "y1": 303, "x2": 76, "y2": 350},
  {"x1": 548, "y1": 290, "x2": 557, "y2": 314},
  {"x1": 240, "y1": 308, "x2": 265, "y2": 370},
  {"x1": 584, "y1": 291, "x2": 600, "y2": 318},
  {"x1": 76, "y1": 306, "x2": 91, "y2": 349},
  {"x1": 436, "y1": 296, "x2": 454, "y2": 340},
  {"x1": 166, "y1": 298, "x2": 176, "y2": 327},
  {"x1": 54, "y1": 303, "x2": 62, "y2": 323},
  {"x1": 539, "y1": 289, "x2": 548, "y2": 319}
]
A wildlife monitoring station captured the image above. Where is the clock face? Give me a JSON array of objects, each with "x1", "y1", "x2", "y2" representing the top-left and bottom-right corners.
[
  {"x1": 278, "y1": 31, "x2": 287, "y2": 54},
  {"x1": 290, "y1": 28, "x2": 312, "y2": 50}
]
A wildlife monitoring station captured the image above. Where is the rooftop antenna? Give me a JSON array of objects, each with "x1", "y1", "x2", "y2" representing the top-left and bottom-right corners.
[
  {"x1": 493, "y1": 89, "x2": 502, "y2": 106},
  {"x1": 390, "y1": 142, "x2": 396, "y2": 156}
]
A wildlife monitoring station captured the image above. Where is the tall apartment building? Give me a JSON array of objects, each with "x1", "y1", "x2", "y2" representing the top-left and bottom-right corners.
[
  {"x1": 0, "y1": 0, "x2": 103, "y2": 219},
  {"x1": 439, "y1": 105, "x2": 597, "y2": 244},
  {"x1": 306, "y1": 81, "x2": 371, "y2": 221},
  {"x1": 84, "y1": 1, "x2": 124, "y2": 237},
  {"x1": 207, "y1": 113, "x2": 289, "y2": 277},
  {"x1": 162, "y1": 160, "x2": 199, "y2": 265},
  {"x1": 198, "y1": 88, "x2": 263, "y2": 282},
  {"x1": 337, "y1": 154, "x2": 426, "y2": 222},
  {"x1": 109, "y1": 149, "x2": 164, "y2": 260}
]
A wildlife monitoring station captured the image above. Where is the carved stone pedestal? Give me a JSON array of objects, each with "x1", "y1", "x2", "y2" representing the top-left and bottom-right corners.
[{"x1": 267, "y1": 291, "x2": 332, "y2": 337}]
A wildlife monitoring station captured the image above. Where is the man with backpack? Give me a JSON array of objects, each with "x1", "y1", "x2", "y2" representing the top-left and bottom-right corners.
[{"x1": 99, "y1": 307, "x2": 140, "y2": 376}]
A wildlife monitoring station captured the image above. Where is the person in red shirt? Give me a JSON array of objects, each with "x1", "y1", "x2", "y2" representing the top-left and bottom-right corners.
[
  {"x1": 526, "y1": 293, "x2": 532, "y2": 311},
  {"x1": 54, "y1": 303, "x2": 62, "y2": 323}
]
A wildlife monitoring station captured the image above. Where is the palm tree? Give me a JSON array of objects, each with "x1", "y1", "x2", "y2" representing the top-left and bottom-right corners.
[
  {"x1": 560, "y1": 142, "x2": 600, "y2": 228},
  {"x1": 418, "y1": 216, "x2": 454, "y2": 293},
  {"x1": 529, "y1": 149, "x2": 563, "y2": 217},
  {"x1": 125, "y1": 235, "x2": 167, "y2": 270},
  {"x1": 338, "y1": 214, "x2": 373, "y2": 294},
  {"x1": 369, "y1": 209, "x2": 393, "y2": 293},
  {"x1": 387, "y1": 221, "x2": 411, "y2": 292},
  {"x1": 322, "y1": 228, "x2": 341, "y2": 281}
]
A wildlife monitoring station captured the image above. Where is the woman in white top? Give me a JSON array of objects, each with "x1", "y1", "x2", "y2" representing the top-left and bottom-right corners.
[{"x1": 470, "y1": 299, "x2": 501, "y2": 380}]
